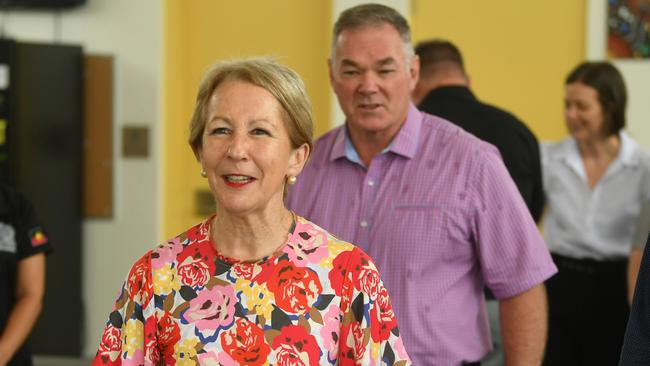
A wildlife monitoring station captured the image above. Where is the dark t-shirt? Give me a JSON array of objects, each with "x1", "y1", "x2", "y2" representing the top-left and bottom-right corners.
[
  {"x1": 620, "y1": 232, "x2": 650, "y2": 365},
  {"x1": 0, "y1": 186, "x2": 51, "y2": 366},
  {"x1": 418, "y1": 86, "x2": 544, "y2": 222}
]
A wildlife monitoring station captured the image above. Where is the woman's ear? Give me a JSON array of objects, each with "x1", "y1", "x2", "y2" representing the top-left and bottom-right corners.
[{"x1": 287, "y1": 143, "x2": 310, "y2": 177}]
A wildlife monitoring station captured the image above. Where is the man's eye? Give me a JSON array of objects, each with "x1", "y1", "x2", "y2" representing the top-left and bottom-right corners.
[
  {"x1": 379, "y1": 69, "x2": 395, "y2": 75},
  {"x1": 342, "y1": 70, "x2": 358, "y2": 76}
]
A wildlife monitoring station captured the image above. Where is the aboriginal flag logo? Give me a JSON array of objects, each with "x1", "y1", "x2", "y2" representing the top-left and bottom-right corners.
[{"x1": 29, "y1": 227, "x2": 48, "y2": 247}]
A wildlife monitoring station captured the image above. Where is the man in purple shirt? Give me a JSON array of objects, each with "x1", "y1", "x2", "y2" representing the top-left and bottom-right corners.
[{"x1": 286, "y1": 4, "x2": 557, "y2": 366}]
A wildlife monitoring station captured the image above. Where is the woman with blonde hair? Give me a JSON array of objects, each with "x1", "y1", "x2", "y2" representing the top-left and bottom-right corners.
[{"x1": 92, "y1": 58, "x2": 410, "y2": 366}]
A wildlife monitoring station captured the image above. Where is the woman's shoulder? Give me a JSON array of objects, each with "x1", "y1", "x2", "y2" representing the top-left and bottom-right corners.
[
  {"x1": 292, "y1": 215, "x2": 355, "y2": 249},
  {"x1": 541, "y1": 136, "x2": 572, "y2": 153},
  {"x1": 619, "y1": 132, "x2": 650, "y2": 169},
  {"x1": 540, "y1": 136, "x2": 575, "y2": 163},
  {"x1": 287, "y1": 215, "x2": 372, "y2": 265}
]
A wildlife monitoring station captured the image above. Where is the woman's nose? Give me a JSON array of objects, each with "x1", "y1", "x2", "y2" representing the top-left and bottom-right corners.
[
  {"x1": 565, "y1": 105, "x2": 577, "y2": 120},
  {"x1": 226, "y1": 133, "x2": 249, "y2": 159}
]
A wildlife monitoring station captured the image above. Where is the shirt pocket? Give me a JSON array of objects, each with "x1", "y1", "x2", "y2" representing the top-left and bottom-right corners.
[{"x1": 385, "y1": 202, "x2": 451, "y2": 264}]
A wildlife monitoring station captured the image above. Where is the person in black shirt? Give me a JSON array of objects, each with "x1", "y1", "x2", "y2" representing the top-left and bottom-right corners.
[
  {"x1": 0, "y1": 186, "x2": 51, "y2": 366},
  {"x1": 412, "y1": 39, "x2": 545, "y2": 366},
  {"x1": 620, "y1": 231, "x2": 650, "y2": 365},
  {"x1": 413, "y1": 39, "x2": 544, "y2": 222}
]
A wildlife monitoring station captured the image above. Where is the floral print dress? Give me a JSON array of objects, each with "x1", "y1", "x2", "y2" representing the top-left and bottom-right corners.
[{"x1": 92, "y1": 215, "x2": 411, "y2": 366}]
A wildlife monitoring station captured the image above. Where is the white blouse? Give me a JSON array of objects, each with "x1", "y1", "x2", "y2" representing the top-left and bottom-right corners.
[{"x1": 541, "y1": 132, "x2": 650, "y2": 260}]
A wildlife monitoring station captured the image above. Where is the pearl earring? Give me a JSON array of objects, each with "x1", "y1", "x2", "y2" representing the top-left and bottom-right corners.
[
  {"x1": 287, "y1": 175, "x2": 297, "y2": 185},
  {"x1": 201, "y1": 170, "x2": 207, "y2": 178}
]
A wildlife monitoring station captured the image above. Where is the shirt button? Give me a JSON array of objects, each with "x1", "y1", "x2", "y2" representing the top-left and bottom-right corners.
[
  {"x1": 368, "y1": 179, "x2": 375, "y2": 187},
  {"x1": 360, "y1": 220, "x2": 368, "y2": 228}
]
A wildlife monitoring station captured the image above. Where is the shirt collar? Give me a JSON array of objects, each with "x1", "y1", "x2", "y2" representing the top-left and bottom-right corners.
[
  {"x1": 561, "y1": 130, "x2": 641, "y2": 178},
  {"x1": 330, "y1": 103, "x2": 422, "y2": 165},
  {"x1": 617, "y1": 131, "x2": 641, "y2": 167}
]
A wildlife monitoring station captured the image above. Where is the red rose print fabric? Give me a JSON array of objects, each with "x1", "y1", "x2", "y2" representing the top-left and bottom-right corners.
[
  {"x1": 272, "y1": 325, "x2": 320, "y2": 366},
  {"x1": 221, "y1": 318, "x2": 271, "y2": 366},
  {"x1": 92, "y1": 216, "x2": 411, "y2": 365},
  {"x1": 268, "y1": 260, "x2": 323, "y2": 314}
]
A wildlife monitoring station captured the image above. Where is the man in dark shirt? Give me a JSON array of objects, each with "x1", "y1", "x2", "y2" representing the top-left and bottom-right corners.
[
  {"x1": 413, "y1": 39, "x2": 544, "y2": 222},
  {"x1": 0, "y1": 186, "x2": 50, "y2": 366},
  {"x1": 412, "y1": 39, "x2": 545, "y2": 366}
]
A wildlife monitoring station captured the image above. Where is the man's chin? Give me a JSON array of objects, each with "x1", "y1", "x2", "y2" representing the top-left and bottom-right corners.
[{"x1": 348, "y1": 119, "x2": 394, "y2": 133}]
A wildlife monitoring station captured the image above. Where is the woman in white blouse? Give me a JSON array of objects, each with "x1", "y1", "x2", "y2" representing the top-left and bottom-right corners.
[{"x1": 541, "y1": 61, "x2": 650, "y2": 365}]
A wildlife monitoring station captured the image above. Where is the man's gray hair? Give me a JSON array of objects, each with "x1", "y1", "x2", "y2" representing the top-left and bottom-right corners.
[{"x1": 331, "y1": 3, "x2": 415, "y2": 63}]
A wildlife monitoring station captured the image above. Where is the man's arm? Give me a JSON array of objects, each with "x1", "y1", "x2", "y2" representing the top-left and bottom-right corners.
[
  {"x1": 500, "y1": 283, "x2": 548, "y2": 366},
  {"x1": 0, "y1": 253, "x2": 45, "y2": 366}
]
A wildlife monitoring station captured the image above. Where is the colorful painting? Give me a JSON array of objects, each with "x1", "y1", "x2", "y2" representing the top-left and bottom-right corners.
[{"x1": 608, "y1": 0, "x2": 650, "y2": 58}]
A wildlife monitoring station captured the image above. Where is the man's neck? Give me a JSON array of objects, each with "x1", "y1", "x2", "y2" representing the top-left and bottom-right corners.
[
  {"x1": 346, "y1": 120, "x2": 405, "y2": 167},
  {"x1": 413, "y1": 74, "x2": 468, "y2": 105}
]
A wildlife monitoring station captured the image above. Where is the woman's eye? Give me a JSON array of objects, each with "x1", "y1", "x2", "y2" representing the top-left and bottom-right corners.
[
  {"x1": 576, "y1": 103, "x2": 589, "y2": 111},
  {"x1": 209, "y1": 127, "x2": 229, "y2": 135},
  {"x1": 251, "y1": 128, "x2": 270, "y2": 136}
]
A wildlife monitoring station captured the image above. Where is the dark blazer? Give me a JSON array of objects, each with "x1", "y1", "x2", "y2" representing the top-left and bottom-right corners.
[{"x1": 620, "y1": 232, "x2": 650, "y2": 365}]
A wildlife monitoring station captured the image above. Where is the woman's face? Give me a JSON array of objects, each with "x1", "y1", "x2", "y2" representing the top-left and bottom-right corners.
[
  {"x1": 564, "y1": 81, "x2": 607, "y2": 142},
  {"x1": 198, "y1": 79, "x2": 308, "y2": 216}
]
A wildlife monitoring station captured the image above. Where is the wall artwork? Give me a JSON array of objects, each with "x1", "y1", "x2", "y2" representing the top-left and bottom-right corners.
[{"x1": 608, "y1": 0, "x2": 650, "y2": 58}]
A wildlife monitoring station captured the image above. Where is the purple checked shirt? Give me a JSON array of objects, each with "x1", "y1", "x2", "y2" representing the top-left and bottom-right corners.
[{"x1": 286, "y1": 104, "x2": 557, "y2": 366}]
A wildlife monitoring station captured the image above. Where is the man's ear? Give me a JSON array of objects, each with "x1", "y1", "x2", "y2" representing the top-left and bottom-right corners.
[
  {"x1": 328, "y1": 59, "x2": 335, "y2": 85},
  {"x1": 409, "y1": 54, "x2": 420, "y2": 92}
]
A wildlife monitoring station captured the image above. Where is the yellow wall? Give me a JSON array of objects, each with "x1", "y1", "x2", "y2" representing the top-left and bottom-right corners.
[
  {"x1": 411, "y1": 0, "x2": 586, "y2": 141},
  {"x1": 164, "y1": 0, "x2": 331, "y2": 238},
  {"x1": 164, "y1": 1, "x2": 586, "y2": 238}
]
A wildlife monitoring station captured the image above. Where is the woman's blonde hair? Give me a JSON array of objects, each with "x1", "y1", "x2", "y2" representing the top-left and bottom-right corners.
[{"x1": 188, "y1": 57, "x2": 314, "y2": 159}]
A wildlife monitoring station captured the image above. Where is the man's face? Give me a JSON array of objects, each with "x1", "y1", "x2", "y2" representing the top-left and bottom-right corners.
[{"x1": 329, "y1": 23, "x2": 419, "y2": 139}]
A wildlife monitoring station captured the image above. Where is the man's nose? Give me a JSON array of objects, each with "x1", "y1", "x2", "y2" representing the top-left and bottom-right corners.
[{"x1": 358, "y1": 72, "x2": 379, "y2": 94}]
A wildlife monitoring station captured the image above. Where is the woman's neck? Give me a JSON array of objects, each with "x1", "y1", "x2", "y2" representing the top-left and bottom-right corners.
[
  {"x1": 577, "y1": 133, "x2": 620, "y2": 189},
  {"x1": 577, "y1": 133, "x2": 620, "y2": 160},
  {"x1": 211, "y1": 207, "x2": 293, "y2": 261}
]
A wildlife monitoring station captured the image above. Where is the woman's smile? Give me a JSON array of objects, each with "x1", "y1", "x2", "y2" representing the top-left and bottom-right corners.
[{"x1": 223, "y1": 174, "x2": 256, "y2": 188}]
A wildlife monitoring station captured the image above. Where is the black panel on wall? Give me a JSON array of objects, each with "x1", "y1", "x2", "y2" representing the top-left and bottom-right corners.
[
  {"x1": 0, "y1": 0, "x2": 86, "y2": 9},
  {"x1": 1, "y1": 40, "x2": 83, "y2": 356}
]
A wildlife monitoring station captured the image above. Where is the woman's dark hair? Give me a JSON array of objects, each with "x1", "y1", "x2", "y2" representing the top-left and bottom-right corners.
[{"x1": 566, "y1": 61, "x2": 627, "y2": 136}]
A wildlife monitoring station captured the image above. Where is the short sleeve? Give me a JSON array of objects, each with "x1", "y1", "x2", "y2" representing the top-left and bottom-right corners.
[
  {"x1": 469, "y1": 146, "x2": 557, "y2": 299},
  {"x1": 92, "y1": 252, "x2": 156, "y2": 366},
  {"x1": 337, "y1": 247, "x2": 411, "y2": 366},
  {"x1": 11, "y1": 191, "x2": 52, "y2": 260}
]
